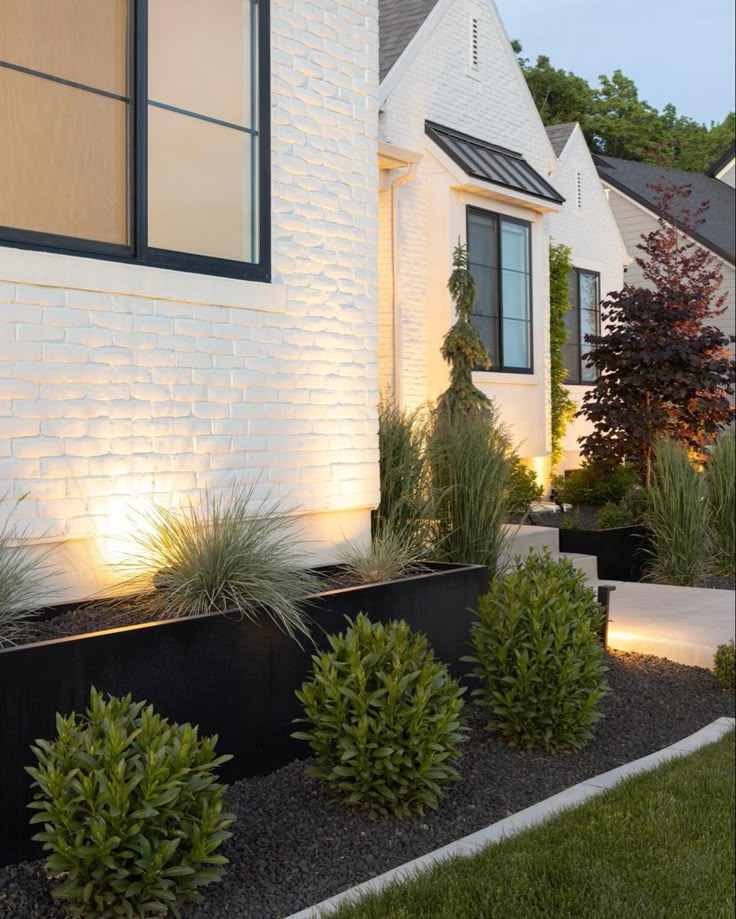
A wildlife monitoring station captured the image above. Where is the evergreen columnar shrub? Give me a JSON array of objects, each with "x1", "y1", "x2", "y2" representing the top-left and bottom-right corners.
[
  {"x1": 704, "y1": 430, "x2": 735, "y2": 578},
  {"x1": 0, "y1": 494, "x2": 59, "y2": 647},
  {"x1": 469, "y1": 551, "x2": 609, "y2": 752},
  {"x1": 713, "y1": 640, "x2": 735, "y2": 691},
  {"x1": 646, "y1": 439, "x2": 707, "y2": 586},
  {"x1": 120, "y1": 481, "x2": 320, "y2": 640},
  {"x1": 293, "y1": 614, "x2": 466, "y2": 817},
  {"x1": 27, "y1": 688, "x2": 235, "y2": 918}
]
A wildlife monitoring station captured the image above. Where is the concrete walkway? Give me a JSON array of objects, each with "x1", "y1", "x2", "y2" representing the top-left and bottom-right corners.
[{"x1": 602, "y1": 580, "x2": 735, "y2": 669}]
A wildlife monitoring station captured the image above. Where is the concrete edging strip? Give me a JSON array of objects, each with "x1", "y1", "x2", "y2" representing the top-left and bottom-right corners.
[{"x1": 287, "y1": 717, "x2": 736, "y2": 919}]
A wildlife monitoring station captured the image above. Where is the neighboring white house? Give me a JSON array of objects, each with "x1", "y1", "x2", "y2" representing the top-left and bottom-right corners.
[
  {"x1": 0, "y1": 1, "x2": 381, "y2": 603},
  {"x1": 596, "y1": 150, "x2": 736, "y2": 347},
  {"x1": 376, "y1": 1, "x2": 627, "y2": 482},
  {"x1": 544, "y1": 123, "x2": 629, "y2": 472}
]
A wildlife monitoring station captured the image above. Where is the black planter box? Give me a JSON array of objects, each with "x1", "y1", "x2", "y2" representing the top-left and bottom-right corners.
[
  {"x1": 558, "y1": 525, "x2": 649, "y2": 581},
  {"x1": 0, "y1": 562, "x2": 487, "y2": 866}
]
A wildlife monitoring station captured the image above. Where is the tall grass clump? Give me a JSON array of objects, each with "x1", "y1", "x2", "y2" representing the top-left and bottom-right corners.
[
  {"x1": 119, "y1": 482, "x2": 320, "y2": 639},
  {"x1": 646, "y1": 439, "x2": 707, "y2": 586},
  {"x1": 0, "y1": 496, "x2": 58, "y2": 647},
  {"x1": 376, "y1": 396, "x2": 436, "y2": 553},
  {"x1": 704, "y1": 430, "x2": 735, "y2": 578},
  {"x1": 428, "y1": 410, "x2": 511, "y2": 577}
]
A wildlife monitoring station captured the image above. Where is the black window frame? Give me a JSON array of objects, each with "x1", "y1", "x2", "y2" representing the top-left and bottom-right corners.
[
  {"x1": 466, "y1": 206, "x2": 534, "y2": 375},
  {"x1": 564, "y1": 267, "x2": 601, "y2": 385},
  {"x1": 0, "y1": 0, "x2": 271, "y2": 283}
]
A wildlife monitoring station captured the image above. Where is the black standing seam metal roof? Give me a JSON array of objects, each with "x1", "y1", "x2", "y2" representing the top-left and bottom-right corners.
[{"x1": 426, "y1": 121, "x2": 565, "y2": 205}]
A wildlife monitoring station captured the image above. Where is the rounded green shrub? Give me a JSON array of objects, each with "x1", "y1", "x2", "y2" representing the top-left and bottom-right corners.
[
  {"x1": 27, "y1": 688, "x2": 235, "y2": 918},
  {"x1": 713, "y1": 640, "x2": 735, "y2": 691},
  {"x1": 552, "y1": 463, "x2": 639, "y2": 507},
  {"x1": 469, "y1": 551, "x2": 609, "y2": 752},
  {"x1": 293, "y1": 614, "x2": 466, "y2": 817},
  {"x1": 596, "y1": 502, "x2": 633, "y2": 530}
]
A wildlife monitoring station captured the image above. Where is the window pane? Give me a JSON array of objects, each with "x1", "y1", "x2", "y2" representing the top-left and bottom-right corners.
[
  {"x1": 148, "y1": 106, "x2": 253, "y2": 261},
  {"x1": 470, "y1": 266, "x2": 498, "y2": 318},
  {"x1": 581, "y1": 307, "x2": 598, "y2": 342},
  {"x1": 149, "y1": 0, "x2": 254, "y2": 128},
  {"x1": 579, "y1": 271, "x2": 599, "y2": 312},
  {"x1": 581, "y1": 358, "x2": 597, "y2": 384},
  {"x1": 471, "y1": 312, "x2": 499, "y2": 367},
  {"x1": 0, "y1": 67, "x2": 128, "y2": 243},
  {"x1": 501, "y1": 269, "x2": 529, "y2": 321},
  {"x1": 500, "y1": 220, "x2": 528, "y2": 273},
  {"x1": 468, "y1": 211, "x2": 497, "y2": 268},
  {"x1": 0, "y1": 0, "x2": 128, "y2": 95},
  {"x1": 562, "y1": 344, "x2": 579, "y2": 381},
  {"x1": 502, "y1": 318, "x2": 530, "y2": 368}
]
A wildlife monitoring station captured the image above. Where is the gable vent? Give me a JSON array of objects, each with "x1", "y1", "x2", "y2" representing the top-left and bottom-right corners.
[
  {"x1": 576, "y1": 171, "x2": 583, "y2": 208},
  {"x1": 470, "y1": 18, "x2": 479, "y2": 69}
]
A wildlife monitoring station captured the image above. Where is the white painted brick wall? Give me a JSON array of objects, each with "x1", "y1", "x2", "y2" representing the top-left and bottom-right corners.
[{"x1": 0, "y1": 0, "x2": 380, "y2": 597}]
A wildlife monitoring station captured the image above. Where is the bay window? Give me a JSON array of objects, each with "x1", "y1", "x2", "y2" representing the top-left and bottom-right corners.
[{"x1": 0, "y1": 0, "x2": 269, "y2": 281}]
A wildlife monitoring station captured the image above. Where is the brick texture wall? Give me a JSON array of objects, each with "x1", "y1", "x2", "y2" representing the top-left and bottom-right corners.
[{"x1": 0, "y1": 0, "x2": 380, "y2": 599}]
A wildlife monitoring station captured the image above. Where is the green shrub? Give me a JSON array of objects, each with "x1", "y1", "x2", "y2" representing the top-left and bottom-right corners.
[
  {"x1": 596, "y1": 502, "x2": 633, "y2": 530},
  {"x1": 1, "y1": 495, "x2": 59, "y2": 647},
  {"x1": 27, "y1": 688, "x2": 234, "y2": 918},
  {"x1": 560, "y1": 510, "x2": 582, "y2": 531},
  {"x1": 428, "y1": 410, "x2": 511, "y2": 577},
  {"x1": 621, "y1": 485, "x2": 650, "y2": 525},
  {"x1": 552, "y1": 463, "x2": 639, "y2": 507},
  {"x1": 507, "y1": 457, "x2": 544, "y2": 516},
  {"x1": 646, "y1": 439, "x2": 707, "y2": 586},
  {"x1": 120, "y1": 481, "x2": 319, "y2": 639},
  {"x1": 713, "y1": 640, "x2": 735, "y2": 690},
  {"x1": 293, "y1": 614, "x2": 466, "y2": 817},
  {"x1": 704, "y1": 430, "x2": 735, "y2": 578},
  {"x1": 468, "y1": 551, "x2": 608, "y2": 752}
]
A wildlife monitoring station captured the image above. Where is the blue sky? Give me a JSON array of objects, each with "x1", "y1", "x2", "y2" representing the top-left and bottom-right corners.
[{"x1": 495, "y1": 0, "x2": 736, "y2": 126}]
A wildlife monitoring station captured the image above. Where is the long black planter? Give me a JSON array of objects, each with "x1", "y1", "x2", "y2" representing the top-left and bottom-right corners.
[
  {"x1": 0, "y1": 562, "x2": 487, "y2": 866},
  {"x1": 558, "y1": 525, "x2": 649, "y2": 581}
]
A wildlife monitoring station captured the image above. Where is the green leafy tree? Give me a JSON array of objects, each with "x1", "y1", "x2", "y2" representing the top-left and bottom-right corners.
[
  {"x1": 549, "y1": 243, "x2": 576, "y2": 469},
  {"x1": 516, "y1": 53, "x2": 594, "y2": 126},
  {"x1": 586, "y1": 70, "x2": 665, "y2": 161}
]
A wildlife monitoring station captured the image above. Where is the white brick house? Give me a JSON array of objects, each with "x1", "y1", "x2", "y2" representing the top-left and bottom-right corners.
[
  {"x1": 0, "y1": 1, "x2": 380, "y2": 603},
  {"x1": 376, "y1": 0, "x2": 627, "y2": 481}
]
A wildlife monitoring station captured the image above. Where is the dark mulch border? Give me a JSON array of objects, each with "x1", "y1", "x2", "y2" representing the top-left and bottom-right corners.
[{"x1": 0, "y1": 652, "x2": 733, "y2": 919}]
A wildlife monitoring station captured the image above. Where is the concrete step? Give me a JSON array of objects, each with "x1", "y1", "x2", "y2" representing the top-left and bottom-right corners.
[
  {"x1": 559, "y1": 552, "x2": 598, "y2": 581},
  {"x1": 504, "y1": 524, "x2": 559, "y2": 557}
]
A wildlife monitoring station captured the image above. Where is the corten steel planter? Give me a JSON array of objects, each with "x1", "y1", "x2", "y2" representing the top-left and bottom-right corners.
[
  {"x1": 558, "y1": 525, "x2": 649, "y2": 582},
  {"x1": 0, "y1": 561, "x2": 487, "y2": 866}
]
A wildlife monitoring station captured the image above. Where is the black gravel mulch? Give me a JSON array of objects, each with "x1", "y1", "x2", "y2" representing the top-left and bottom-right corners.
[{"x1": 1, "y1": 651, "x2": 733, "y2": 919}]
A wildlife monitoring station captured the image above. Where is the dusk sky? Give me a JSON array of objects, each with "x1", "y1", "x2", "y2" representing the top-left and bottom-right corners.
[{"x1": 495, "y1": 0, "x2": 736, "y2": 126}]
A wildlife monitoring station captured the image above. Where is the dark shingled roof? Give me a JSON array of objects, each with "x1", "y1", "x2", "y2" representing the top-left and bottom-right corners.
[
  {"x1": 426, "y1": 121, "x2": 565, "y2": 204},
  {"x1": 707, "y1": 143, "x2": 736, "y2": 178},
  {"x1": 545, "y1": 123, "x2": 577, "y2": 157},
  {"x1": 379, "y1": 0, "x2": 439, "y2": 82},
  {"x1": 595, "y1": 155, "x2": 736, "y2": 265}
]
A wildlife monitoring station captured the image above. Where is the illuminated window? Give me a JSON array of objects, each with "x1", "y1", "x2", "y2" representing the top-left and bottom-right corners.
[{"x1": 0, "y1": 0, "x2": 270, "y2": 281}]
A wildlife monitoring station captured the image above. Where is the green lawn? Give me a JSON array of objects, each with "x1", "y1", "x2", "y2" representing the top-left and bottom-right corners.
[{"x1": 330, "y1": 732, "x2": 735, "y2": 919}]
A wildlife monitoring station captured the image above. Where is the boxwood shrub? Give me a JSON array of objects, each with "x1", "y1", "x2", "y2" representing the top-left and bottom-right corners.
[
  {"x1": 293, "y1": 613, "x2": 466, "y2": 817},
  {"x1": 26, "y1": 688, "x2": 235, "y2": 918},
  {"x1": 468, "y1": 551, "x2": 609, "y2": 752}
]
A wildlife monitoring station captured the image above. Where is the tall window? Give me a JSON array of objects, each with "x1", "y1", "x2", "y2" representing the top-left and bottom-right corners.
[
  {"x1": 467, "y1": 207, "x2": 532, "y2": 372},
  {"x1": 0, "y1": 0, "x2": 269, "y2": 281},
  {"x1": 563, "y1": 268, "x2": 600, "y2": 384}
]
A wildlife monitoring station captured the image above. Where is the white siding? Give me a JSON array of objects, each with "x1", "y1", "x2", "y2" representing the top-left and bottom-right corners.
[{"x1": 0, "y1": 0, "x2": 381, "y2": 603}]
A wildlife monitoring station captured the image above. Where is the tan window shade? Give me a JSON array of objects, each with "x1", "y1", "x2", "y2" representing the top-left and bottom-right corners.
[
  {"x1": 147, "y1": 106, "x2": 252, "y2": 262},
  {"x1": 0, "y1": 0, "x2": 128, "y2": 95},
  {"x1": 0, "y1": 68, "x2": 129, "y2": 244}
]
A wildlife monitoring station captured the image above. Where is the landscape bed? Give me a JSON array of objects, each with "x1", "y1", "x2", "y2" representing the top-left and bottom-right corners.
[
  {"x1": 0, "y1": 651, "x2": 732, "y2": 919},
  {"x1": 0, "y1": 561, "x2": 487, "y2": 866}
]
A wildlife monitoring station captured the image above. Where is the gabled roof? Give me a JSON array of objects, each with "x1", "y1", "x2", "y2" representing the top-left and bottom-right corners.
[
  {"x1": 545, "y1": 123, "x2": 577, "y2": 158},
  {"x1": 707, "y1": 143, "x2": 736, "y2": 179},
  {"x1": 595, "y1": 155, "x2": 736, "y2": 265},
  {"x1": 427, "y1": 121, "x2": 565, "y2": 204},
  {"x1": 379, "y1": 0, "x2": 439, "y2": 82}
]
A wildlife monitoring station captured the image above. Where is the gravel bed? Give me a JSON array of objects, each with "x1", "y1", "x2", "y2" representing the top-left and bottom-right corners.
[
  {"x1": 528, "y1": 506, "x2": 601, "y2": 530},
  {"x1": 0, "y1": 651, "x2": 732, "y2": 919}
]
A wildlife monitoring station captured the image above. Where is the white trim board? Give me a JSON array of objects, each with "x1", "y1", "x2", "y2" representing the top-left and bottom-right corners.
[{"x1": 287, "y1": 717, "x2": 736, "y2": 919}]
